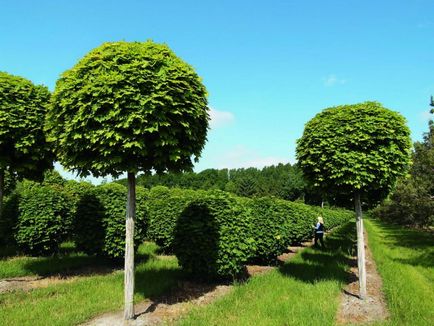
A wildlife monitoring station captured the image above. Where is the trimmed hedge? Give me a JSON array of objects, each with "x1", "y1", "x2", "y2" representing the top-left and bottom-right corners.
[
  {"x1": 247, "y1": 197, "x2": 354, "y2": 264},
  {"x1": 14, "y1": 183, "x2": 73, "y2": 255},
  {"x1": 147, "y1": 188, "x2": 204, "y2": 253},
  {"x1": 173, "y1": 191, "x2": 255, "y2": 280},
  {"x1": 73, "y1": 182, "x2": 149, "y2": 259}
]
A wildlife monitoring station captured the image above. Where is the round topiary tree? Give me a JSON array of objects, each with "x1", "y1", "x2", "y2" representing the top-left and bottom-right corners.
[
  {"x1": 0, "y1": 72, "x2": 53, "y2": 217},
  {"x1": 46, "y1": 41, "x2": 209, "y2": 319},
  {"x1": 296, "y1": 101, "x2": 411, "y2": 299}
]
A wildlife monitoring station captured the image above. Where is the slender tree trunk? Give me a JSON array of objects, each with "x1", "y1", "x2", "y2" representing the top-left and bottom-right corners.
[
  {"x1": 355, "y1": 191, "x2": 367, "y2": 300},
  {"x1": 124, "y1": 172, "x2": 136, "y2": 320},
  {"x1": 0, "y1": 169, "x2": 4, "y2": 220}
]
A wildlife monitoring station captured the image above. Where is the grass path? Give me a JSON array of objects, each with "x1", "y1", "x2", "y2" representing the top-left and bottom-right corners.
[
  {"x1": 364, "y1": 218, "x2": 434, "y2": 326},
  {"x1": 176, "y1": 222, "x2": 356, "y2": 326}
]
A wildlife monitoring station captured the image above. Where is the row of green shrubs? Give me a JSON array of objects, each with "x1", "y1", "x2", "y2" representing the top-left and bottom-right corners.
[
  {"x1": 0, "y1": 177, "x2": 354, "y2": 279},
  {"x1": 148, "y1": 188, "x2": 353, "y2": 279}
]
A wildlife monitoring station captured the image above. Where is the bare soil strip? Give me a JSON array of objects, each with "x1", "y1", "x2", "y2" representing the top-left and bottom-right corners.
[
  {"x1": 0, "y1": 266, "x2": 119, "y2": 294},
  {"x1": 336, "y1": 231, "x2": 390, "y2": 324},
  {"x1": 82, "y1": 244, "x2": 311, "y2": 326}
]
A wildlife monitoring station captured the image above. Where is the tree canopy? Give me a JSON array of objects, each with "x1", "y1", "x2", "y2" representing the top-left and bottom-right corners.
[
  {"x1": 47, "y1": 41, "x2": 209, "y2": 177},
  {"x1": 296, "y1": 101, "x2": 412, "y2": 198},
  {"x1": 0, "y1": 71, "x2": 52, "y2": 179}
]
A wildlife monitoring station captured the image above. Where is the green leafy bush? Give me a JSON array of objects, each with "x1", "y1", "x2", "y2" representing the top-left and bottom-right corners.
[
  {"x1": 14, "y1": 183, "x2": 73, "y2": 255},
  {"x1": 147, "y1": 188, "x2": 203, "y2": 253},
  {"x1": 173, "y1": 191, "x2": 255, "y2": 280},
  {"x1": 81, "y1": 183, "x2": 148, "y2": 258},
  {"x1": 0, "y1": 192, "x2": 20, "y2": 246},
  {"x1": 72, "y1": 187, "x2": 105, "y2": 255}
]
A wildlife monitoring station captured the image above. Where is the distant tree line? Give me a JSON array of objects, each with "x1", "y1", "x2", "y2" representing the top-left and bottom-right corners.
[{"x1": 116, "y1": 163, "x2": 310, "y2": 202}]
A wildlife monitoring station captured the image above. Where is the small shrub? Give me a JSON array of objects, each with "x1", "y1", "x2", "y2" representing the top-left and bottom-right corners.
[{"x1": 14, "y1": 183, "x2": 73, "y2": 255}]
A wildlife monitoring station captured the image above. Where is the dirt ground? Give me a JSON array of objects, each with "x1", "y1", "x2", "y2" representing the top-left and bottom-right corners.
[{"x1": 336, "y1": 231, "x2": 390, "y2": 324}]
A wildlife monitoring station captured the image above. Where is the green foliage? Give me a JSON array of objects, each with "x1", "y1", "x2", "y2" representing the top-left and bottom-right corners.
[
  {"x1": 147, "y1": 188, "x2": 201, "y2": 253},
  {"x1": 152, "y1": 187, "x2": 354, "y2": 278},
  {"x1": 71, "y1": 186, "x2": 105, "y2": 255},
  {"x1": 373, "y1": 179, "x2": 434, "y2": 227},
  {"x1": 374, "y1": 107, "x2": 434, "y2": 227},
  {"x1": 296, "y1": 101, "x2": 412, "y2": 201},
  {"x1": 0, "y1": 71, "x2": 52, "y2": 179},
  {"x1": 47, "y1": 41, "x2": 209, "y2": 177},
  {"x1": 0, "y1": 192, "x2": 20, "y2": 246},
  {"x1": 14, "y1": 183, "x2": 73, "y2": 255},
  {"x1": 173, "y1": 191, "x2": 255, "y2": 280},
  {"x1": 247, "y1": 197, "x2": 354, "y2": 264},
  {"x1": 79, "y1": 183, "x2": 148, "y2": 258},
  {"x1": 117, "y1": 163, "x2": 308, "y2": 202}
]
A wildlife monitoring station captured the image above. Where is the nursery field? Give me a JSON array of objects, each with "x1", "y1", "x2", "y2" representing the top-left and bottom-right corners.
[{"x1": 0, "y1": 217, "x2": 433, "y2": 325}]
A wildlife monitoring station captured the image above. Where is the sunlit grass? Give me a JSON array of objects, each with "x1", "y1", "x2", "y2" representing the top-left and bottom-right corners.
[
  {"x1": 365, "y1": 218, "x2": 434, "y2": 326},
  {"x1": 0, "y1": 242, "x2": 182, "y2": 326},
  {"x1": 177, "y1": 223, "x2": 356, "y2": 326}
]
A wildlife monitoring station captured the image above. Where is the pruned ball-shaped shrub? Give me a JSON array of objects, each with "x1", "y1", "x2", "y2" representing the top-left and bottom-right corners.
[
  {"x1": 14, "y1": 183, "x2": 73, "y2": 255},
  {"x1": 147, "y1": 188, "x2": 203, "y2": 253},
  {"x1": 173, "y1": 191, "x2": 255, "y2": 280}
]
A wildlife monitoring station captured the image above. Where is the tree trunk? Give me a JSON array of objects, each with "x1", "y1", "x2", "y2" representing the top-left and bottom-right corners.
[
  {"x1": 0, "y1": 169, "x2": 4, "y2": 220},
  {"x1": 124, "y1": 172, "x2": 136, "y2": 320},
  {"x1": 355, "y1": 191, "x2": 367, "y2": 300}
]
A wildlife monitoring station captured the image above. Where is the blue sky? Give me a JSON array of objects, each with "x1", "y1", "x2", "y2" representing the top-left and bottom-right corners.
[{"x1": 1, "y1": 0, "x2": 433, "y2": 182}]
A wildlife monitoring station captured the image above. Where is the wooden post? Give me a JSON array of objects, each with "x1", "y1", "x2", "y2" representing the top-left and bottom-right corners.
[
  {"x1": 355, "y1": 191, "x2": 367, "y2": 299},
  {"x1": 124, "y1": 172, "x2": 136, "y2": 319}
]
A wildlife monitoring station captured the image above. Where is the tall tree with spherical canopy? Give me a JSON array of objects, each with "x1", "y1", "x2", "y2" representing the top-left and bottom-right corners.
[
  {"x1": 0, "y1": 72, "x2": 53, "y2": 217},
  {"x1": 296, "y1": 101, "x2": 411, "y2": 299},
  {"x1": 46, "y1": 41, "x2": 209, "y2": 319}
]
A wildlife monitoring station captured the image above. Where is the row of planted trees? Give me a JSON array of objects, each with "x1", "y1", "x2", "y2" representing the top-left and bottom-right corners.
[{"x1": 1, "y1": 39, "x2": 414, "y2": 318}]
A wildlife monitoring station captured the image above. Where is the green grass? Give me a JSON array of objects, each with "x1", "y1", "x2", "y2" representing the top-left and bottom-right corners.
[
  {"x1": 365, "y1": 218, "x2": 434, "y2": 326},
  {"x1": 0, "y1": 242, "x2": 113, "y2": 278},
  {"x1": 177, "y1": 222, "x2": 356, "y2": 326},
  {"x1": 0, "y1": 242, "x2": 182, "y2": 326}
]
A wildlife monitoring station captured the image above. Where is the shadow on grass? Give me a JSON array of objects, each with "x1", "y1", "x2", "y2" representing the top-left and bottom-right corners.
[
  {"x1": 278, "y1": 222, "x2": 357, "y2": 284},
  {"x1": 368, "y1": 218, "x2": 434, "y2": 268},
  {"x1": 20, "y1": 250, "x2": 153, "y2": 278}
]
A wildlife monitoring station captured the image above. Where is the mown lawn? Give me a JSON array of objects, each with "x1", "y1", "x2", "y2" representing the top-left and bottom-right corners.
[
  {"x1": 365, "y1": 218, "x2": 434, "y2": 326},
  {"x1": 177, "y1": 222, "x2": 357, "y2": 326},
  {"x1": 0, "y1": 243, "x2": 182, "y2": 326}
]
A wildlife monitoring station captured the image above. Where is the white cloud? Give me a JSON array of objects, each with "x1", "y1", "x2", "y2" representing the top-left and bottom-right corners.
[
  {"x1": 217, "y1": 145, "x2": 291, "y2": 169},
  {"x1": 323, "y1": 74, "x2": 347, "y2": 87},
  {"x1": 209, "y1": 107, "x2": 235, "y2": 128}
]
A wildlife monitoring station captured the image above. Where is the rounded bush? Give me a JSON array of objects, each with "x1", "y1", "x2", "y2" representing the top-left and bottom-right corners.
[
  {"x1": 147, "y1": 188, "x2": 202, "y2": 253},
  {"x1": 14, "y1": 183, "x2": 73, "y2": 255},
  {"x1": 173, "y1": 191, "x2": 255, "y2": 280}
]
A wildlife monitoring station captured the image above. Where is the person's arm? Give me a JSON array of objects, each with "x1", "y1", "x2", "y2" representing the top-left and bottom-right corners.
[{"x1": 314, "y1": 222, "x2": 320, "y2": 230}]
